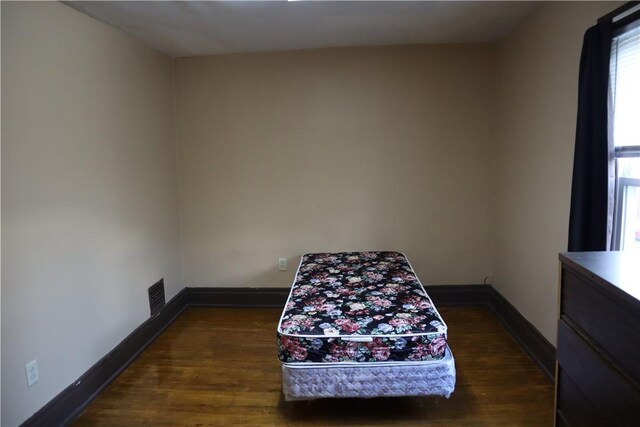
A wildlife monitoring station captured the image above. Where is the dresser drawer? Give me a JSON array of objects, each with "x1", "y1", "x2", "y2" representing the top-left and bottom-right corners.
[
  {"x1": 557, "y1": 320, "x2": 640, "y2": 425},
  {"x1": 560, "y1": 267, "x2": 640, "y2": 383},
  {"x1": 556, "y1": 369, "x2": 602, "y2": 427}
]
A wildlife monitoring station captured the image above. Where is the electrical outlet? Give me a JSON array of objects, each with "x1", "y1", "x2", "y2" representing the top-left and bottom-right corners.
[
  {"x1": 25, "y1": 359, "x2": 39, "y2": 387},
  {"x1": 278, "y1": 257, "x2": 287, "y2": 271}
]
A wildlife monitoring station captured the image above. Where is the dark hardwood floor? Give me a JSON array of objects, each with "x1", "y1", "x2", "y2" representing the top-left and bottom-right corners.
[{"x1": 74, "y1": 307, "x2": 554, "y2": 426}]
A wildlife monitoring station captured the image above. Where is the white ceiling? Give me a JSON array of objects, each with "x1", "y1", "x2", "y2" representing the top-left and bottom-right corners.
[{"x1": 64, "y1": 1, "x2": 538, "y2": 58}]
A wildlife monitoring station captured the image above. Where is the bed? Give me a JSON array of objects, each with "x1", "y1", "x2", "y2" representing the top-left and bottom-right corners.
[{"x1": 277, "y1": 251, "x2": 456, "y2": 400}]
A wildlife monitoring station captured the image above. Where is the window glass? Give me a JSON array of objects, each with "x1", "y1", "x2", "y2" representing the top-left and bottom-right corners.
[{"x1": 611, "y1": 25, "x2": 640, "y2": 147}]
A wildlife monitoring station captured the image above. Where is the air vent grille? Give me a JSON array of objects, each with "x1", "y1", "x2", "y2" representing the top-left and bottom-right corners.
[{"x1": 148, "y1": 279, "x2": 165, "y2": 317}]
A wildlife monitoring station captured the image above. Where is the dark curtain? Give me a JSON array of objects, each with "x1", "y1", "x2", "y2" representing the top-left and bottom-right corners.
[{"x1": 568, "y1": 22, "x2": 613, "y2": 252}]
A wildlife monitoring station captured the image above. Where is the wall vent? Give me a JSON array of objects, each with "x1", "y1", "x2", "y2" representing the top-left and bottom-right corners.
[{"x1": 148, "y1": 279, "x2": 165, "y2": 317}]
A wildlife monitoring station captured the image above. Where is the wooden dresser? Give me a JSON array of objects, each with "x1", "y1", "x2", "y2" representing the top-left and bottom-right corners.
[{"x1": 556, "y1": 251, "x2": 640, "y2": 426}]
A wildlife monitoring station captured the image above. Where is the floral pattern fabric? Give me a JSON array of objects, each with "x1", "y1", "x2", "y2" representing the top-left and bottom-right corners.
[{"x1": 277, "y1": 251, "x2": 448, "y2": 363}]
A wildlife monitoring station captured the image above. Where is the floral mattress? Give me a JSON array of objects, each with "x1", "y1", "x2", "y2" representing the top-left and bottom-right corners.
[{"x1": 277, "y1": 251, "x2": 448, "y2": 364}]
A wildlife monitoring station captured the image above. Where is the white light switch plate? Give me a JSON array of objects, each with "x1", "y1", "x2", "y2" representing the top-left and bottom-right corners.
[{"x1": 278, "y1": 257, "x2": 287, "y2": 271}]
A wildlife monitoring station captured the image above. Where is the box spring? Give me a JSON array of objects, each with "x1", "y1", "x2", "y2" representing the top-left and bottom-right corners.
[{"x1": 282, "y1": 345, "x2": 456, "y2": 401}]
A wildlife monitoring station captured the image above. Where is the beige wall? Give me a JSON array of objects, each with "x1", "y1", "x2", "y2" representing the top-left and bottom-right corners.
[
  {"x1": 175, "y1": 45, "x2": 496, "y2": 289},
  {"x1": 1, "y1": 1, "x2": 625, "y2": 424},
  {"x1": 492, "y1": 1, "x2": 621, "y2": 344},
  {"x1": 1, "y1": 2, "x2": 180, "y2": 425}
]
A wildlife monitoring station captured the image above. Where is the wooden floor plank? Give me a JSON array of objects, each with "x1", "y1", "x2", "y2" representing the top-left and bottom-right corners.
[{"x1": 74, "y1": 307, "x2": 554, "y2": 426}]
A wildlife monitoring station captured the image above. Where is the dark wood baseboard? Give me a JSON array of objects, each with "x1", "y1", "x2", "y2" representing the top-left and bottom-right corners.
[
  {"x1": 184, "y1": 285, "x2": 495, "y2": 308},
  {"x1": 21, "y1": 288, "x2": 189, "y2": 427},
  {"x1": 187, "y1": 286, "x2": 289, "y2": 308},
  {"x1": 487, "y1": 286, "x2": 556, "y2": 381},
  {"x1": 425, "y1": 284, "x2": 494, "y2": 306},
  {"x1": 21, "y1": 284, "x2": 555, "y2": 426}
]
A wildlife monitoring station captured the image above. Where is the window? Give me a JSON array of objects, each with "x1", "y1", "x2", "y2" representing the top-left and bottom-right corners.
[{"x1": 610, "y1": 20, "x2": 640, "y2": 251}]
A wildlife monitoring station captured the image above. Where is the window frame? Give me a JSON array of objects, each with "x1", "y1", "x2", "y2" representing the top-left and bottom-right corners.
[{"x1": 609, "y1": 6, "x2": 640, "y2": 249}]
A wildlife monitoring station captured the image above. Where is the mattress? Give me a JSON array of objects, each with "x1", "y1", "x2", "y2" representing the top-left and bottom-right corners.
[{"x1": 277, "y1": 251, "x2": 448, "y2": 364}]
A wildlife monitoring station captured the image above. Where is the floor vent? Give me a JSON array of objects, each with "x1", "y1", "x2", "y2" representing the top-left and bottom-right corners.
[{"x1": 148, "y1": 279, "x2": 165, "y2": 317}]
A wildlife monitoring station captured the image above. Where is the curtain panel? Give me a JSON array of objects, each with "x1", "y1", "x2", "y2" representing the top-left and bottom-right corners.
[{"x1": 568, "y1": 22, "x2": 613, "y2": 252}]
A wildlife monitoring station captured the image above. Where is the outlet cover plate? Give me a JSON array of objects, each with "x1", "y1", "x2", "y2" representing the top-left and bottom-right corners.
[{"x1": 26, "y1": 359, "x2": 39, "y2": 387}]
